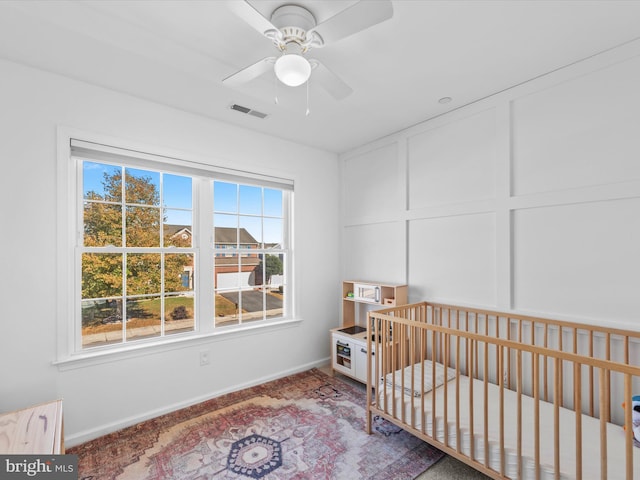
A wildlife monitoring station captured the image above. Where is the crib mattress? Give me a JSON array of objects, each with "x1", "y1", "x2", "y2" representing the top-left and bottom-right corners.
[{"x1": 376, "y1": 375, "x2": 640, "y2": 479}]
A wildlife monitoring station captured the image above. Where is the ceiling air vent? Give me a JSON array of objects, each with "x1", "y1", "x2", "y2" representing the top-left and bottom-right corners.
[{"x1": 230, "y1": 103, "x2": 268, "y2": 119}]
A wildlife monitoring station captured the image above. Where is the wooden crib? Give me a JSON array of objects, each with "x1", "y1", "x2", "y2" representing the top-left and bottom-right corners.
[{"x1": 366, "y1": 302, "x2": 640, "y2": 479}]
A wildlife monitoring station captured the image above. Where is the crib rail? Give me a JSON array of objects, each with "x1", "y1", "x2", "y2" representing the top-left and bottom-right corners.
[{"x1": 366, "y1": 302, "x2": 640, "y2": 480}]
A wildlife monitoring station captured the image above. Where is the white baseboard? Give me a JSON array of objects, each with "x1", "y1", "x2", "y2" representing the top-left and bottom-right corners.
[{"x1": 65, "y1": 357, "x2": 330, "y2": 448}]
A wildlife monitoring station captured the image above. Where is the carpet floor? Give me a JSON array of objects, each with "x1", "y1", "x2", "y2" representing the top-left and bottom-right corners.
[{"x1": 69, "y1": 368, "x2": 445, "y2": 479}]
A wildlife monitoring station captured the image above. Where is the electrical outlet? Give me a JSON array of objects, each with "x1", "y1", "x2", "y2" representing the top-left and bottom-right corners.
[{"x1": 200, "y1": 350, "x2": 210, "y2": 366}]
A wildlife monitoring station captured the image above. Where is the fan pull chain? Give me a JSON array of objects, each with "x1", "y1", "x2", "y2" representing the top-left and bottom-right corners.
[
  {"x1": 274, "y1": 72, "x2": 279, "y2": 105},
  {"x1": 305, "y1": 78, "x2": 310, "y2": 116}
]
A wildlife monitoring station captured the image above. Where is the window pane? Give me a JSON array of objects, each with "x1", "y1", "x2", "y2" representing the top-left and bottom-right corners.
[
  {"x1": 241, "y1": 255, "x2": 264, "y2": 323},
  {"x1": 82, "y1": 253, "x2": 123, "y2": 298},
  {"x1": 163, "y1": 174, "x2": 192, "y2": 209},
  {"x1": 264, "y1": 218, "x2": 283, "y2": 246},
  {"x1": 127, "y1": 253, "x2": 161, "y2": 295},
  {"x1": 165, "y1": 293, "x2": 194, "y2": 335},
  {"x1": 81, "y1": 298, "x2": 123, "y2": 348},
  {"x1": 83, "y1": 202, "x2": 122, "y2": 246},
  {"x1": 215, "y1": 256, "x2": 239, "y2": 287},
  {"x1": 247, "y1": 253, "x2": 263, "y2": 287},
  {"x1": 125, "y1": 168, "x2": 160, "y2": 206},
  {"x1": 165, "y1": 253, "x2": 194, "y2": 293},
  {"x1": 215, "y1": 290, "x2": 240, "y2": 327},
  {"x1": 265, "y1": 254, "x2": 284, "y2": 319},
  {"x1": 83, "y1": 162, "x2": 122, "y2": 202},
  {"x1": 264, "y1": 188, "x2": 283, "y2": 217},
  {"x1": 213, "y1": 181, "x2": 237, "y2": 213},
  {"x1": 239, "y1": 184, "x2": 261, "y2": 215},
  {"x1": 126, "y1": 206, "x2": 161, "y2": 247},
  {"x1": 241, "y1": 289, "x2": 264, "y2": 323},
  {"x1": 239, "y1": 216, "x2": 262, "y2": 246},
  {"x1": 126, "y1": 296, "x2": 161, "y2": 341},
  {"x1": 214, "y1": 214, "x2": 237, "y2": 241},
  {"x1": 263, "y1": 254, "x2": 283, "y2": 286},
  {"x1": 164, "y1": 213, "x2": 192, "y2": 247}
]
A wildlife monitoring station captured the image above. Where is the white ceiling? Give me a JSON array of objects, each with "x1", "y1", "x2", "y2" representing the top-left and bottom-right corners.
[{"x1": 1, "y1": 0, "x2": 640, "y2": 153}]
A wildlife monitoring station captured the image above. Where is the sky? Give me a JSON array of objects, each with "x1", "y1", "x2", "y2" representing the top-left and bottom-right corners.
[{"x1": 82, "y1": 161, "x2": 284, "y2": 244}]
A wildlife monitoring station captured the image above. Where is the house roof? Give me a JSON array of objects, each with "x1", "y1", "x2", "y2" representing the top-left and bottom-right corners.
[
  {"x1": 164, "y1": 225, "x2": 259, "y2": 245},
  {"x1": 215, "y1": 227, "x2": 258, "y2": 245},
  {"x1": 164, "y1": 224, "x2": 192, "y2": 237}
]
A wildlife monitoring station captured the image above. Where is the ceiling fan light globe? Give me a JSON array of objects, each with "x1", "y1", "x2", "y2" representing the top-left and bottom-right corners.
[{"x1": 275, "y1": 54, "x2": 311, "y2": 87}]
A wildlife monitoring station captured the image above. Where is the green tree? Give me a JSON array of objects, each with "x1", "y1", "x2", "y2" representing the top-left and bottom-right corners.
[{"x1": 258, "y1": 254, "x2": 283, "y2": 285}]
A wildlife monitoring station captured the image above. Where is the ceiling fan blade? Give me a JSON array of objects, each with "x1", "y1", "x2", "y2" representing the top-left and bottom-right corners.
[
  {"x1": 222, "y1": 57, "x2": 275, "y2": 87},
  {"x1": 308, "y1": 0, "x2": 393, "y2": 46},
  {"x1": 311, "y1": 60, "x2": 353, "y2": 100},
  {"x1": 227, "y1": 0, "x2": 278, "y2": 37}
]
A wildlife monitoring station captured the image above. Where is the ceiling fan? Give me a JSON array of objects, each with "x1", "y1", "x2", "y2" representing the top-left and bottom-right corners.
[{"x1": 223, "y1": 0, "x2": 393, "y2": 100}]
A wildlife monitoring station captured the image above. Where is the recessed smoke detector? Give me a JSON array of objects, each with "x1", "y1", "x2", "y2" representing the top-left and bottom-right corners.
[
  {"x1": 230, "y1": 103, "x2": 269, "y2": 119},
  {"x1": 438, "y1": 97, "x2": 453, "y2": 104}
]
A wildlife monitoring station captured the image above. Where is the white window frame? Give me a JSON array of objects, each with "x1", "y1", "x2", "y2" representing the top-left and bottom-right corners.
[{"x1": 55, "y1": 129, "x2": 296, "y2": 368}]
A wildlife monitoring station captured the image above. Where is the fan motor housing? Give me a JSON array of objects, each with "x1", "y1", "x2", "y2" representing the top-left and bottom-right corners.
[{"x1": 271, "y1": 5, "x2": 316, "y2": 45}]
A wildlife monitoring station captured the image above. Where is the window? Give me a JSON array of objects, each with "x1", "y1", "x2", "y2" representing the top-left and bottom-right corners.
[
  {"x1": 213, "y1": 182, "x2": 286, "y2": 327},
  {"x1": 80, "y1": 162, "x2": 195, "y2": 348},
  {"x1": 68, "y1": 139, "x2": 293, "y2": 353}
]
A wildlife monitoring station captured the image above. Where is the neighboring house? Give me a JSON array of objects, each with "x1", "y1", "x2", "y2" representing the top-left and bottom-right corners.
[{"x1": 165, "y1": 225, "x2": 262, "y2": 289}]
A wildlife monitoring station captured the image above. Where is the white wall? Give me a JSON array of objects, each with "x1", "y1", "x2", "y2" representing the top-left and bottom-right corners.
[
  {"x1": 0, "y1": 59, "x2": 340, "y2": 444},
  {"x1": 340, "y1": 40, "x2": 640, "y2": 331}
]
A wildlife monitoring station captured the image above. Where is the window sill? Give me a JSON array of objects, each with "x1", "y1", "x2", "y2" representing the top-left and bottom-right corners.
[{"x1": 53, "y1": 317, "x2": 302, "y2": 372}]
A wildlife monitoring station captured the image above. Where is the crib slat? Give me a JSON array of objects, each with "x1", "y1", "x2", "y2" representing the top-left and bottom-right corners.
[
  {"x1": 443, "y1": 332, "x2": 449, "y2": 448},
  {"x1": 409, "y1": 324, "x2": 414, "y2": 428},
  {"x1": 624, "y1": 336, "x2": 629, "y2": 365},
  {"x1": 499, "y1": 345, "x2": 505, "y2": 476},
  {"x1": 475, "y1": 314, "x2": 479, "y2": 379},
  {"x1": 534, "y1": 352, "x2": 540, "y2": 480},
  {"x1": 559, "y1": 327, "x2": 564, "y2": 408},
  {"x1": 390, "y1": 320, "x2": 396, "y2": 419},
  {"x1": 469, "y1": 338, "x2": 475, "y2": 462},
  {"x1": 507, "y1": 317, "x2": 512, "y2": 390},
  {"x1": 554, "y1": 357, "x2": 560, "y2": 480},
  {"x1": 464, "y1": 311, "x2": 469, "y2": 376},
  {"x1": 544, "y1": 322, "x2": 549, "y2": 402},
  {"x1": 484, "y1": 339, "x2": 489, "y2": 470},
  {"x1": 606, "y1": 332, "x2": 611, "y2": 422},
  {"x1": 589, "y1": 330, "x2": 594, "y2": 417},
  {"x1": 400, "y1": 323, "x2": 405, "y2": 425},
  {"x1": 456, "y1": 335, "x2": 461, "y2": 455},
  {"x1": 367, "y1": 315, "x2": 373, "y2": 434},
  {"x1": 421, "y1": 328, "x2": 426, "y2": 435},
  {"x1": 574, "y1": 362, "x2": 582, "y2": 479},
  {"x1": 431, "y1": 326, "x2": 437, "y2": 438},
  {"x1": 624, "y1": 373, "x2": 633, "y2": 480},
  {"x1": 495, "y1": 315, "x2": 500, "y2": 389},
  {"x1": 517, "y1": 349, "x2": 523, "y2": 480},
  {"x1": 599, "y1": 368, "x2": 607, "y2": 480}
]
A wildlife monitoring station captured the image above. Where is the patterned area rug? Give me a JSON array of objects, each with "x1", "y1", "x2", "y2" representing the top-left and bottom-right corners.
[{"x1": 69, "y1": 369, "x2": 444, "y2": 479}]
